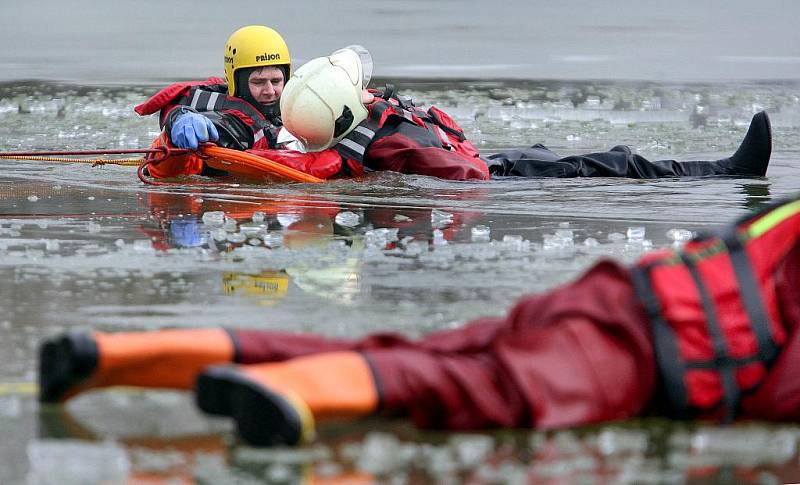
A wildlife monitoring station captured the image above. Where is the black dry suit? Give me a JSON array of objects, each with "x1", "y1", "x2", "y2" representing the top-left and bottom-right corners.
[{"x1": 486, "y1": 111, "x2": 772, "y2": 178}]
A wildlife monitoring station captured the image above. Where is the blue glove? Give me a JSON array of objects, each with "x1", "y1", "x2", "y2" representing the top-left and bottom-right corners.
[{"x1": 170, "y1": 112, "x2": 219, "y2": 150}]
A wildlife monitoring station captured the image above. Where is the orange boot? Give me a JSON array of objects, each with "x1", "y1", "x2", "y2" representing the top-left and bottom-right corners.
[
  {"x1": 196, "y1": 351, "x2": 379, "y2": 446},
  {"x1": 39, "y1": 329, "x2": 235, "y2": 403}
]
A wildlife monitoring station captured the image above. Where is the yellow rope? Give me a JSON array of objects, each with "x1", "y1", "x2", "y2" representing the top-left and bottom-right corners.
[
  {"x1": 0, "y1": 382, "x2": 37, "y2": 396},
  {"x1": 0, "y1": 155, "x2": 143, "y2": 166}
]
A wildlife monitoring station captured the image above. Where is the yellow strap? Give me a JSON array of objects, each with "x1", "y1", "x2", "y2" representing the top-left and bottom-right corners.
[
  {"x1": 747, "y1": 199, "x2": 800, "y2": 239},
  {"x1": 0, "y1": 382, "x2": 37, "y2": 396}
]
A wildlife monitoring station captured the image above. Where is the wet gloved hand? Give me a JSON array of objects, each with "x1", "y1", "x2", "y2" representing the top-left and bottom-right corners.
[
  {"x1": 169, "y1": 219, "x2": 203, "y2": 247},
  {"x1": 170, "y1": 112, "x2": 219, "y2": 150}
]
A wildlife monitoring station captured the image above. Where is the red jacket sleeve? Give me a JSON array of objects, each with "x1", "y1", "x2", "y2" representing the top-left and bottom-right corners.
[{"x1": 134, "y1": 77, "x2": 226, "y2": 116}]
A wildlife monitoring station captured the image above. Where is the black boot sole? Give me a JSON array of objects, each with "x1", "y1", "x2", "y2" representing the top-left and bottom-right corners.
[
  {"x1": 196, "y1": 366, "x2": 312, "y2": 447},
  {"x1": 38, "y1": 332, "x2": 98, "y2": 403}
]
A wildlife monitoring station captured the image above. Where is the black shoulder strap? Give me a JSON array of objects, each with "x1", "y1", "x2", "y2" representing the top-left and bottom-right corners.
[
  {"x1": 720, "y1": 228, "x2": 779, "y2": 363},
  {"x1": 630, "y1": 264, "x2": 692, "y2": 418}
]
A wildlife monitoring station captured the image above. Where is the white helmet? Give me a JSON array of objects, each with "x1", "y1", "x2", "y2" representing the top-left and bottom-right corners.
[{"x1": 280, "y1": 46, "x2": 373, "y2": 152}]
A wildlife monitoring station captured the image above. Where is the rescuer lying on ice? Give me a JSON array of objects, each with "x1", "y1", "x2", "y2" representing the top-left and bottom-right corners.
[
  {"x1": 40, "y1": 193, "x2": 800, "y2": 446},
  {"x1": 136, "y1": 31, "x2": 772, "y2": 182}
]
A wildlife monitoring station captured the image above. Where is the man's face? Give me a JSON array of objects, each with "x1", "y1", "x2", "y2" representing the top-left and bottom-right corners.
[{"x1": 248, "y1": 66, "x2": 285, "y2": 105}]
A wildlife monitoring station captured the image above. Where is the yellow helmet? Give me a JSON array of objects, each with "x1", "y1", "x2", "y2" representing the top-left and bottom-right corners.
[{"x1": 223, "y1": 25, "x2": 291, "y2": 97}]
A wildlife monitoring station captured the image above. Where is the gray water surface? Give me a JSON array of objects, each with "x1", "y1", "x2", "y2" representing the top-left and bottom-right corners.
[{"x1": 2, "y1": 0, "x2": 800, "y2": 83}]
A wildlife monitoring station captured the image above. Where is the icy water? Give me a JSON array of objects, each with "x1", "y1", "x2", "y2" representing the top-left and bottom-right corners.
[
  {"x1": 2, "y1": 79, "x2": 800, "y2": 484},
  {"x1": 3, "y1": 2, "x2": 800, "y2": 480}
]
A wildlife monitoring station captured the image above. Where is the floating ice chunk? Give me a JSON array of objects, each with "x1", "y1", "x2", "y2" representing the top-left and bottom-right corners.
[
  {"x1": 27, "y1": 195, "x2": 38, "y2": 202},
  {"x1": 211, "y1": 229, "x2": 228, "y2": 242},
  {"x1": 542, "y1": 235, "x2": 559, "y2": 251},
  {"x1": 431, "y1": 209, "x2": 454, "y2": 228},
  {"x1": 114, "y1": 239, "x2": 125, "y2": 248},
  {"x1": 239, "y1": 223, "x2": 266, "y2": 237},
  {"x1": 404, "y1": 240, "x2": 427, "y2": 256},
  {"x1": 87, "y1": 196, "x2": 95, "y2": 201},
  {"x1": 247, "y1": 238, "x2": 262, "y2": 246},
  {"x1": 608, "y1": 232, "x2": 626, "y2": 242},
  {"x1": 666, "y1": 228, "x2": 693, "y2": 242},
  {"x1": 132, "y1": 239, "x2": 153, "y2": 252},
  {"x1": 277, "y1": 213, "x2": 299, "y2": 227},
  {"x1": 226, "y1": 232, "x2": 247, "y2": 244},
  {"x1": 689, "y1": 427, "x2": 796, "y2": 465},
  {"x1": 335, "y1": 211, "x2": 361, "y2": 227},
  {"x1": 0, "y1": 395, "x2": 21, "y2": 418},
  {"x1": 44, "y1": 239, "x2": 59, "y2": 252},
  {"x1": 394, "y1": 214, "x2": 412, "y2": 222},
  {"x1": 471, "y1": 225, "x2": 491, "y2": 242},
  {"x1": 262, "y1": 232, "x2": 284, "y2": 248},
  {"x1": 266, "y1": 464, "x2": 297, "y2": 483},
  {"x1": 365, "y1": 228, "x2": 399, "y2": 249},
  {"x1": 128, "y1": 448, "x2": 186, "y2": 474},
  {"x1": 583, "y1": 237, "x2": 599, "y2": 247},
  {"x1": 555, "y1": 229, "x2": 574, "y2": 242},
  {"x1": 357, "y1": 432, "x2": 403, "y2": 474},
  {"x1": 432, "y1": 229, "x2": 448, "y2": 246},
  {"x1": 558, "y1": 221, "x2": 570, "y2": 228},
  {"x1": 87, "y1": 222, "x2": 101, "y2": 233},
  {"x1": 596, "y1": 429, "x2": 649, "y2": 455},
  {"x1": 502, "y1": 234, "x2": 529, "y2": 251},
  {"x1": 450, "y1": 435, "x2": 495, "y2": 467},
  {"x1": 251, "y1": 211, "x2": 265, "y2": 223},
  {"x1": 27, "y1": 440, "x2": 130, "y2": 484},
  {"x1": 201, "y1": 211, "x2": 225, "y2": 226},
  {"x1": 223, "y1": 219, "x2": 238, "y2": 233},
  {"x1": 626, "y1": 226, "x2": 645, "y2": 241},
  {"x1": 421, "y1": 443, "x2": 458, "y2": 475}
]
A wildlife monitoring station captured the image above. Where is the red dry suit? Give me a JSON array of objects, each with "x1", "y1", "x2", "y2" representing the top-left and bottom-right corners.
[
  {"x1": 135, "y1": 82, "x2": 490, "y2": 181},
  {"x1": 223, "y1": 196, "x2": 800, "y2": 429},
  {"x1": 324, "y1": 90, "x2": 489, "y2": 180},
  {"x1": 134, "y1": 78, "x2": 320, "y2": 179}
]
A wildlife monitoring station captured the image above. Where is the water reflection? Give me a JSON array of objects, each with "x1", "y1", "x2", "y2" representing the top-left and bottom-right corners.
[
  {"x1": 740, "y1": 182, "x2": 772, "y2": 212},
  {"x1": 32, "y1": 395, "x2": 800, "y2": 484}
]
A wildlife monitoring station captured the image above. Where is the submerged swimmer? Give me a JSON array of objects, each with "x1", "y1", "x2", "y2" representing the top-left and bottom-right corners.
[{"x1": 136, "y1": 40, "x2": 772, "y2": 181}]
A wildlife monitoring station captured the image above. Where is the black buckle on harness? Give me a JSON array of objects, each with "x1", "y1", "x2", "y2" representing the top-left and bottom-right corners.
[
  {"x1": 426, "y1": 108, "x2": 467, "y2": 142},
  {"x1": 382, "y1": 83, "x2": 396, "y2": 101},
  {"x1": 334, "y1": 106, "x2": 355, "y2": 138}
]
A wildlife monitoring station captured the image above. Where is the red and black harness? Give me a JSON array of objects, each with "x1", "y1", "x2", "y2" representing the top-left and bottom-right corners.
[
  {"x1": 632, "y1": 198, "x2": 800, "y2": 421},
  {"x1": 334, "y1": 86, "x2": 474, "y2": 174}
]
